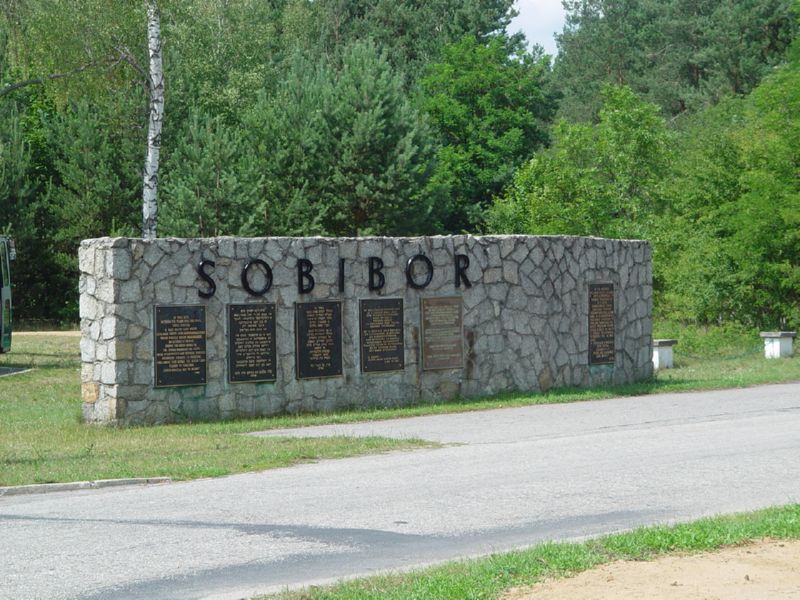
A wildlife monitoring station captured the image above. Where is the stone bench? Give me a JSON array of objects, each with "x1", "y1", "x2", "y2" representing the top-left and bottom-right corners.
[
  {"x1": 652, "y1": 339, "x2": 678, "y2": 369},
  {"x1": 759, "y1": 331, "x2": 796, "y2": 359}
]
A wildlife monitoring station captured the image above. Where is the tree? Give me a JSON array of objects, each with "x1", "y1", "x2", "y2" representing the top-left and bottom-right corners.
[
  {"x1": 421, "y1": 34, "x2": 554, "y2": 232},
  {"x1": 322, "y1": 41, "x2": 436, "y2": 235},
  {"x1": 243, "y1": 41, "x2": 437, "y2": 237},
  {"x1": 553, "y1": 0, "x2": 797, "y2": 120},
  {"x1": 1, "y1": 20, "x2": 70, "y2": 321},
  {"x1": 278, "y1": 0, "x2": 518, "y2": 82},
  {"x1": 488, "y1": 85, "x2": 671, "y2": 239},
  {"x1": 142, "y1": 0, "x2": 163, "y2": 240},
  {"x1": 44, "y1": 95, "x2": 142, "y2": 253},
  {"x1": 661, "y1": 38, "x2": 800, "y2": 328},
  {"x1": 164, "y1": 0, "x2": 283, "y2": 124},
  {"x1": 654, "y1": 99, "x2": 745, "y2": 324},
  {"x1": 160, "y1": 111, "x2": 262, "y2": 237},
  {"x1": 553, "y1": 0, "x2": 658, "y2": 120}
]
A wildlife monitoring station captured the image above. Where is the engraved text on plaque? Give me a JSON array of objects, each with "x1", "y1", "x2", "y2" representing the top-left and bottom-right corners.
[
  {"x1": 154, "y1": 305, "x2": 207, "y2": 387},
  {"x1": 295, "y1": 301, "x2": 343, "y2": 379},
  {"x1": 421, "y1": 296, "x2": 463, "y2": 370},
  {"x1": 589, "y1": 283, "x2": 615, "y2": 365},
  {"x1": 228, "y1": 303, "x2": 277, "y2": 383},
  {"x1": 359, "y1": 298, "x2": 404, "y2": 373}
]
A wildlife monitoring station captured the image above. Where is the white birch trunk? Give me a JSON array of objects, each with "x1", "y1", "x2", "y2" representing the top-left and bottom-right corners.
[{"x1": 142, "y1": 0, "x2": 163, "y2": 240}]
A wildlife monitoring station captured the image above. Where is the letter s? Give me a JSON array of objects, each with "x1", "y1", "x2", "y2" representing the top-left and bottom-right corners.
[{"x1": 197, "y1": 260, "x2": 216, "y2": 299}]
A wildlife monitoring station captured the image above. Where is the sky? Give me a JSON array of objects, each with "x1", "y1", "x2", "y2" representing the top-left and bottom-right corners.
[{"x1": 507, "y1": 0, "x2": 567, "y2": 56}]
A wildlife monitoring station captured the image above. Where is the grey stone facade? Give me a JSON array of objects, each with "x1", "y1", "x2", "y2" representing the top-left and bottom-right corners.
[{"x1": 79, "y1": 235, "x2": 653, "y2": 425}]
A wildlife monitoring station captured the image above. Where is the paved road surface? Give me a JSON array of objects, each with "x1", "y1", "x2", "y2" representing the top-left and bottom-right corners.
[{"x1": 2, "y1": 383, "x2": 799, "y2": 599}]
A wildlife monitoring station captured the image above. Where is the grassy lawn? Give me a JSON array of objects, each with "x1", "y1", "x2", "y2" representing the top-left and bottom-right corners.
[
  {"x1": 0, "y1": 334, "x2": 432, "y2": 486},
  {"x1": 1, "y1": 324, "x2": 798, "y2": 486},
  {"x1": 266, "y1": 504, "x2": 800, "y2": 599}
]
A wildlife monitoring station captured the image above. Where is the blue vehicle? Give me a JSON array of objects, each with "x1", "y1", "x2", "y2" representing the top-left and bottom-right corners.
[{"x1": 0, "y1": 236, "x2": 15, "y2": 353}]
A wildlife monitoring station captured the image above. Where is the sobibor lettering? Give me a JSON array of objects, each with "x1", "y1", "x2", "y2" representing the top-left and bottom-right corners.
[{"x1": 195, "y1": 253, "x2": 473, "y2": 299}]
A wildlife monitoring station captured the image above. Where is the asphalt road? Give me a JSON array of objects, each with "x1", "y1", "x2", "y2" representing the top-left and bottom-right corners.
[{"x1": 2, "y1": 383, "x2": 799, "y2": 600}]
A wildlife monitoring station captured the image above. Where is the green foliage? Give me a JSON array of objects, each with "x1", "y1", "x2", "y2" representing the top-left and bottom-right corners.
[
  {"x1": 422, "y1": 34, "x2": 554, "y2": 231},
  {"x1": 1, "y1": 32, "x2": 63, "y2": 321},
  {"x1": 0, "y1": 100, "x2": 46, "y2": 321},
  {"x1": 160, "y1": 111, "x2": 262, "y2": 237},
  {"x1": 0, "y1": 102, "x2": 30, "y2": 222},
  {"x1": 242, "y1": 54, "x2": 333, "y2": 236},
  {"x1": 653, "y1": 319, "x2": 760, "y2": 357},
  {"x1": 734, "y1": 45, "x2": 800, "y2": 326},
  {"x1": 244, "y1": 41, "x2": 436, "y2": 237},
  {"x1": 44, "y1": 97, "x2": 142, "y2": 242},
  {"x1": 163, "y1": 0, "x2": 283, "y2": 124},
  {"x1": 279, "y1": 0, "x2": 517, "y2": 81},
  {"x1": 5, "y1": 0, "x2": 147, "y2": 100},
  {"x1": 554, "y1": 0, "x2": 797, "y2": 120},
  {"x1": 659, "y1": 42, "x2": 800, "y2": 328},
  {"x1": 321, "y1": 41, "x2": 436, "y2": 235},
  {"x1": 489, "y1": 85, "x2": 671, "y2": 239}
]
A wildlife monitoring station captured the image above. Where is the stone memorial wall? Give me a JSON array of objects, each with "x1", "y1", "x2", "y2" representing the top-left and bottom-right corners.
[{"x1": 79, "y1": 235, "x2": 653, "y2": 425}]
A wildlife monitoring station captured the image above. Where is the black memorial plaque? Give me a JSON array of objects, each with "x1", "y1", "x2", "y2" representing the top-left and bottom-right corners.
[
  {"x1": 589, "y1": 283, "x2": 615, "y2": 365},
  {"x1": 359, "y1": 298, "x2": 404, "y2": 373},
  {"x1": 228, "y1": 303, "x2": 277, "y2": 383},
  {"x1": 421, "y1": 296, "x2": 463, "y2": 370},
  {"x1": 295, "y1": 301, "x2": 343, "y2": 379},
  {"x1": 154, "y1": 305, "x2": 207, "y2": 387}
]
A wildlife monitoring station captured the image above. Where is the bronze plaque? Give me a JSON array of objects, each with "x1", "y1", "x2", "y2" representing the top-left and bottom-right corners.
[
  {"x1": 421, "y1": 296, "x2": 463, "y2": 370},
  {"x1": 359, "y1": 298, "x2": 404, "y2": 373},
  {"x1": 295, "y1": 301, "x2": 343, "y2": 379},
  {"x1": 589, "y1": 283, "x2": 615, "y2": 365},
  {"x1": 228, "y1": 303, "x2": 277, "y2": 383},
  {"x1": 153, "y1": 305, "x2": 207, "y2": 387}
]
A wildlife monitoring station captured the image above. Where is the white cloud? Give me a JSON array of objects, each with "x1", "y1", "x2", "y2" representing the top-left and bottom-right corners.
[{"x1": 507, "y1": 0, "x2": 567, "y2": 56}]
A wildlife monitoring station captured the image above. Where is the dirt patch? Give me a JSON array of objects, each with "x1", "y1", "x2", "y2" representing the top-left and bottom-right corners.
[
  {"x1": 502, "y1": 540, "x2": 800, "y2": 600},
  {"x1": 15, "y1": 330, "x2": 80, "y2": 337}
]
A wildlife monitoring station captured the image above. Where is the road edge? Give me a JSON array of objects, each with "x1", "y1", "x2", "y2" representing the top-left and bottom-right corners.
[{"x1": 0, "y1": 477, "x2": 172, "y2": 497}]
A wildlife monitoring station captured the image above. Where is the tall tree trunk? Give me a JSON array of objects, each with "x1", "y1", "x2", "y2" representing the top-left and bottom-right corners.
[{"x1": 142, "y1": 0, "x2": 163, "y2": 240}]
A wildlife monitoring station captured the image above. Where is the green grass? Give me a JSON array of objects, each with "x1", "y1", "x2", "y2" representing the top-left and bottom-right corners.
[
  {"x1": 267, "y1": 504, "x2": 800, "y2": 599},
  {"x1": 0, "y1": 334, "x2": 432, "y2": 486},
  {"x1": 2, "y1": 322, "x2": 798, "y2": 486}
]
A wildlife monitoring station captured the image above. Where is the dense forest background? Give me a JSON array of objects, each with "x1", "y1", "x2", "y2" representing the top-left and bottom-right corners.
[{"x1": 1, "y1": 0, "x2": 798, "y2": 330}]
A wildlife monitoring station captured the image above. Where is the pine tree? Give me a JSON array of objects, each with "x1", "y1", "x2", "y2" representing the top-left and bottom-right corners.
[
  {"x1": 244, "y1": 41, "x2": 436, "y2": 237},
  {"x1": 160, "y1": 111, "x2": 262, "y2": 237}
]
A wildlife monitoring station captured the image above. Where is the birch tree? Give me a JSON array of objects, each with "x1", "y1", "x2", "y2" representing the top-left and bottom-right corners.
[{"x1": 142, "y1": 0, "x2": 163, "y2": 239}]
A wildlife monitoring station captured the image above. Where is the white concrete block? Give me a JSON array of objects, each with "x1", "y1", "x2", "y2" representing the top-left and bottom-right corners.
[
  {"x1": 653, "y1": 339, "x2": 677, "y2": 369},
  {"x1": 760, "y1": 332, "x2": 795, "y2": 359}
]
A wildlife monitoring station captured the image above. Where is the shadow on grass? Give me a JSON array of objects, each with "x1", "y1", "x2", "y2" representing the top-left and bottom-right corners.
[
  {"x1": 0, "y1": 366, "x2": 33, "y2": 377},
  {"x1": 528, "y1": 378, "x2": 684, "y2": 398},
  {"x1": 0, "y1": 350, "x2": 80, "y2": 370},
  {"x1": 461, "y1": 378, "x2": 699, "y2": 408}
]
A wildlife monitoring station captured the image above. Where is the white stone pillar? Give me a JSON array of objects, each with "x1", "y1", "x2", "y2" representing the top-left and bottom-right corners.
[
  {"x1": 652, "y1": 339, "x2": 678, "y2": 369},
  {"x1": 759, "y1": 332, "x2": 796, "y2": 359}
]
